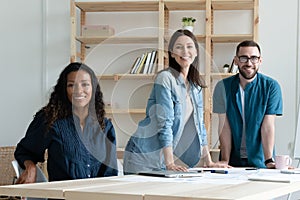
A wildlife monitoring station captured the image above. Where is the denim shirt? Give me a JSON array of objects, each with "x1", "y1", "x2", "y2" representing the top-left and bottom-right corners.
[{"x1": 124, "y1": 68, "x2": 207, "y2": 173}]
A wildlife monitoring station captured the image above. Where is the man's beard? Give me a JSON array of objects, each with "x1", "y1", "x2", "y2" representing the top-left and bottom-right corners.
[{"x1": 238, "y1": 66, "x2": 258, "y2": 80}]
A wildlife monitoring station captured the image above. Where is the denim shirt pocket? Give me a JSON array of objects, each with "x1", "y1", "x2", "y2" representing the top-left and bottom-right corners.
[
  {"x1": 192, "y1": 88, "x2": 204, "y2": 115},
  {"x1": 172, "y1": 95, "x2": 182, "y2": 117}
]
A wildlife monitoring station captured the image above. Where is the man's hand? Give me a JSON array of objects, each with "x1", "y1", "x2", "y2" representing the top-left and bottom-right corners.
[{"x1": 265, "y1": 162, "x2": 275, "y2": 169}]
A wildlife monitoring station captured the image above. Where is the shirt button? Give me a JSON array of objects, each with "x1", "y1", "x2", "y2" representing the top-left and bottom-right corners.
[
  {"x1": 87, "y1": 164, "x2": 90, "y2": 167},
  {"x1": 87, "y1": 174, "x2": 91, "y2": 178}
]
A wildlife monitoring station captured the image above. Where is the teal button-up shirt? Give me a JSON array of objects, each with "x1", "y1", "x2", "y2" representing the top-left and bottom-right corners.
[{"x1": 213, "y1": 73, "x2": 283, "y2": 168}]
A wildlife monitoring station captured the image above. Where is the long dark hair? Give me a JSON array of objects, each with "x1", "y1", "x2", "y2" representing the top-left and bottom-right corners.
[
  {"x1": 41, "y1": 62, "x2": 106, "y2": 130},
  {"x1": 168, "y1": 29, "x2": 206, "y2": 88}
]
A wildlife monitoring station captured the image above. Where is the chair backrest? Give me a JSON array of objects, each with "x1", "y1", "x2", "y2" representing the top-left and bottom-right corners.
[
  {"x1": 11, "y1": 160, "x2": 20, "y2": 182},
  {"x1": 0, "y1": 146, "x2": 16, "y2": 185},
  {"x1": 117, "y1": 148, "x2": 124, "y2": 176}
]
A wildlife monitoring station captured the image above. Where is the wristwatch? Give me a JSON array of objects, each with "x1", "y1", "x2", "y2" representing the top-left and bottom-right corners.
[{"x1": 264, "y1": 158, "x2": 275, "y2": 166}]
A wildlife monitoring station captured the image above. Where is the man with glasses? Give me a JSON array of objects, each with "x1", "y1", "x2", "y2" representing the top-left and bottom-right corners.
[{"x1": 213, "y1": 40, "x2": 283, "y2": 168}]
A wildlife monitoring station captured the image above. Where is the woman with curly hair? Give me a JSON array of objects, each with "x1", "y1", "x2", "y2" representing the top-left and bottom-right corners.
[{"x1": 15, "y1": 62, "x2": 118, "y2": 183}]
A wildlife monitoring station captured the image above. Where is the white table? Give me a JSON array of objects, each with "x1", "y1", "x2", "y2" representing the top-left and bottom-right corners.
[{"x1": 1, "y1": 169, "x2": 300, "y2": 200}]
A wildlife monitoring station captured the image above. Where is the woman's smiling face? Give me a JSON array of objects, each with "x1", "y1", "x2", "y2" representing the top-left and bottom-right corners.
[
  {"x1": 171, "y1": 35, "x2": 198, "y2": 69},
  {"x1": 66, "y1": 70, "x2": 92, "y2": 110}
]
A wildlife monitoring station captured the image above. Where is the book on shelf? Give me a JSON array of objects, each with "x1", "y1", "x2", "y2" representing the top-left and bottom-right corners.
[
  {"x1": 147, "y1": 50, "x2": 157, "y2": 74},
  {"x1": 130, "y1": 50, "x2": 158, "y2": 74},
  {"x1": 136, "y1": 53, "x2": 147, "y2": 74},
  {"x1": 142, "y1": 51, "x2": 153, "y2": 74},
  {"x1": 151, "y1": 51, "x2": 158, "y2": 74},
  {"x1": 131, "y1": 53, "x2": 145, "y2": 74},
  {"x1": 230, "y1": 64, "x2": 239, "y2": 73},
  {"x1": 227, "y1": 59, "x2": 234, "y2": 73},
  {"x1": 130, "y1": 57, "x2": 141, "y2": 74},
  {"x1": 228, "y1": 59, "x2": 239, "y2": 73}
]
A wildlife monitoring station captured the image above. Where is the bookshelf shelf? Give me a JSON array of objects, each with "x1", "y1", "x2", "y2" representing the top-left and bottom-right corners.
[
  {"x1": 76, "y1": 36, "x2": 158, "y2": 45},
  {"x1": 97, "y1": 74, "x2": 155, "y2": 81},
  {"x1": 196, "y1": 35, "x2": 206, "y2": 42},
  {"x1": 211, "y1": 34, "x2": 253, "y2": 43},
  {"x1": 211, "y1": 73, "x2": 237, "y2": 79},
  {"x1": 164, "y1": 0, "x2": 206, "y2": 10},
  {"x1": 106, "y1": 108, "x2": 146, "y2": 114},
  {"x1": 75, "y1": 1, "x2": 160, "y2": 12},
  {"x1": 211, "y1": 0, "x2": 255, "y2": 10},
  {"x1": 164, "y1": 35, "x2": 205, "y2": 43}
]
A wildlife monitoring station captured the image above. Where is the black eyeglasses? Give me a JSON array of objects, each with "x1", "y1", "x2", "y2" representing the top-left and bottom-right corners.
[{"x1": 238, "y1": 56, "x2": 260, "y2": 64}]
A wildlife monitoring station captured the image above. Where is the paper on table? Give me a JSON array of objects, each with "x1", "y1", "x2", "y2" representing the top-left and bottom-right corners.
[
  {"x1": 248, "y1": 169, "x2": 300, "y2": 183},
  {"x1": 248, "y1": 175, "x2": 291, "y2": 183},
  {"x1": 189, "y1": 168, "x2": 255, "y2": 184},
  {"x1": 281, "y1": 169, "x2": 300, "y2": 174}
]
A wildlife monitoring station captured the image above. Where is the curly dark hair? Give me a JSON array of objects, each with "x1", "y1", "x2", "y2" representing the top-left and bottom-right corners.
[
  {"x1": 168, "y1": 29, "x2": 206, "y2": 88},
  {"x1": 41, "y1": 62, "x2": 106, "y2": 130}
]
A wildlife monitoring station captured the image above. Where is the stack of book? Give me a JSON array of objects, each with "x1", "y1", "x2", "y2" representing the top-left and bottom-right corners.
[{"x1": 130, "y1": 50, "x2": 158, "y2": 74}]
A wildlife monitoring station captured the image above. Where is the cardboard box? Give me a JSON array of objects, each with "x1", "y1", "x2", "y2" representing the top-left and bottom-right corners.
[{"x1": 82, "y1": 25, "x2": 115, "y2": 37}]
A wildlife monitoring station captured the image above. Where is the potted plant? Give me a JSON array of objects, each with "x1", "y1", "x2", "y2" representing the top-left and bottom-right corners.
[{"x1": 182, "y1": 17, "x2": 196, "y2": 32}]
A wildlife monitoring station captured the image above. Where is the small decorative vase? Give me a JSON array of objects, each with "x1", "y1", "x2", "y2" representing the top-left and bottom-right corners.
[
  {"x1": 223, "y1": 67, "x2": 229, "y2": 73},
  {"x1": 183, "y1": 26, "x2": 194, "y2": 32}
]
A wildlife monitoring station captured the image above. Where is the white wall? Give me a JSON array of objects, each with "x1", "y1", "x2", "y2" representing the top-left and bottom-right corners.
[
  {"x1": 0, "y1": 0, "x2": 70, "y2": 146},
  {"x1": 259, "y1": 0, "x2": 299, "y2": 156},
  {"x1": 0, "y1": 1, "x2": 299, "y2": 162},
  {"x1": 0, "y1": 0, "x2": 43, "y2": 145}
]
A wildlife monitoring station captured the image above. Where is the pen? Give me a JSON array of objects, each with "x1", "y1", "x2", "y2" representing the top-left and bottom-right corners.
[
  {"x1": 245, "y1": 168, "x2": 258, "y2": 170},
  {"x1": 210, "y1": 170, "x2": 228, "y2": 174}
]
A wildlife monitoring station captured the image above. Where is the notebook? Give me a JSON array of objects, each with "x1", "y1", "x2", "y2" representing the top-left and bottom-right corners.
[
  {"x1": 248, "y1": 175, "x2": 291, "y2": 183},
  {"x1": 281, "y1": 169, "x2": 300, "y2": 174},
  {"x1": 138, "y1": 170, "x2": 203, "y2": 178}
]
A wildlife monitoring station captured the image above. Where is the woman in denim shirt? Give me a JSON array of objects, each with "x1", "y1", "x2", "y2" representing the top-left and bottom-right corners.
[{"x1": 123, "y1": 30, "x2": 230, "y2": 174}]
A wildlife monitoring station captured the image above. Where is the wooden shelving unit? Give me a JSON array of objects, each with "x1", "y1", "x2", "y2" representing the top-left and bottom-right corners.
[
  {"x1": 205, "y1": 0, "x2": 259, "y2": 145},
  {"x1": 70, "y1": 0, "x2": 259, "y2": 148},
  {"x1": 70, "y1": 0, "x2": 164, "y2": 69}
]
